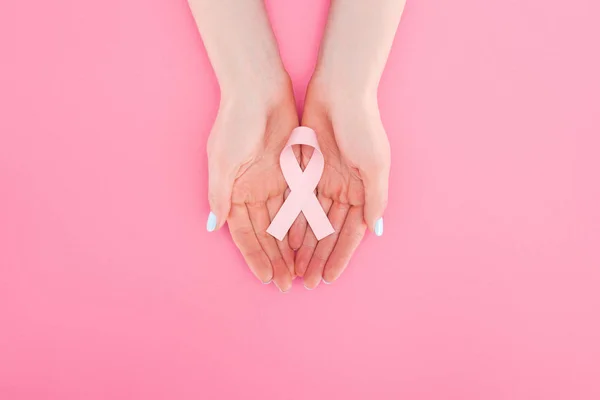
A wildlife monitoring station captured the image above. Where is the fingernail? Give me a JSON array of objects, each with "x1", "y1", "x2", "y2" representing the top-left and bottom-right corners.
[
  {"x1": 206, "y1": 211, "x2": 217, "y2": 232},
  {"x1": 322, "y1": 278, "x2": 332, "y2": 285},
  {"x1": 374, "y1": 217, "x2": 384, "y2": 237},
  {"x1": 274, "y1": 282, "x2": 290, "y2": 293},
  {"x1": 304, "y1": 284, "x2": 314, "y2": 291}
]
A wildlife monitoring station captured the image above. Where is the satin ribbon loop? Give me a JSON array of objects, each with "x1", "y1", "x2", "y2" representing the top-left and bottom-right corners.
[{"x1": 266, "y1": 127, "x2": 335, "y2": 241}]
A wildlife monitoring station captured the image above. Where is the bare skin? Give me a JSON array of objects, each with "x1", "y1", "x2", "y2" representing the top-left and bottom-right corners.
[{"x1": 188, "y1": 0, "x2": 406, "y2": 290}]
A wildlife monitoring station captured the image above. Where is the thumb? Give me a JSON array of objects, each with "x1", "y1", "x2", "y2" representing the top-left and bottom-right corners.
[
  {"x1": 206, "y1": 164, "x2": 235, "y2": 232},
  {"x1": 361, "y1": 162, "x2": 390, "y2": 237}
]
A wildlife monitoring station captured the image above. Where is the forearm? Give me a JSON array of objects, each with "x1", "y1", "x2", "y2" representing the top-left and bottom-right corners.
[
  {"x1": 187, "y1": 0, "x2": 288, "y2": 97},
  {"x1": 315, "y1": 0, "x2": 406, "y2": 98}
]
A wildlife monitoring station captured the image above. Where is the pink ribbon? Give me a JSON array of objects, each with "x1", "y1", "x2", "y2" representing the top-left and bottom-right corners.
[{"x1": 267, "y1": 127, "x2": 335, "y2": 241}]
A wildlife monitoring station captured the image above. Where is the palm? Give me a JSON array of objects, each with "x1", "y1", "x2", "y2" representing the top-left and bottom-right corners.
[
  {"x1": 314, "y1": 122, "x2": 366, "y2": 211},
  {"x1": 230, "y1": 134, "x2": 288, "y2": 207}
]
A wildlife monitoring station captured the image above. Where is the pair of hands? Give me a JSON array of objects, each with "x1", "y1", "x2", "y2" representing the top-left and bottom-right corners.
[
  {"x1": 206, "y1": 74, "x2": 390, "y2": 292},
  {"x1": 189, "y1": 0, "x2": 404, "y2": 291}
]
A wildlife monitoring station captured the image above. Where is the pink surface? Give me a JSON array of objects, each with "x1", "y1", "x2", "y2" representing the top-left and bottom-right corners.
[{"x1": 1, "y1": 0, "x2": 599, "y2": 399}]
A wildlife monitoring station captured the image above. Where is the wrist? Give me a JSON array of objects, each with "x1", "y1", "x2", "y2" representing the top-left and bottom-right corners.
[
  {"x1": 307, "y1": 70, "x2": 378, "y2": 113},
  {"x1": 311, "y1": 45, "x2": 382, "y2": 103},
  {"x1": 219, "y1": 64, "x2": 292, "y2": 107}
]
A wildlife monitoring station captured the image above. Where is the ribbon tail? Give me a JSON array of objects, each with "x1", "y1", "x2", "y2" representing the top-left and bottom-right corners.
[
  {"x1": 302, "y1": 195, "x2": 335, "y2": 240},
  {"x1": 266, "y1": 191, "x2": 304, "y2": 241}
]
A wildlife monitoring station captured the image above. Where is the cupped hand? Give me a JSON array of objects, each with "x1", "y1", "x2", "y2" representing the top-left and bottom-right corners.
[
  {"x1": 292, "y1": 80, "x2": 391, "y2": 289},
  {"x1": 207, "y1": 81, "x2": 298, "y2": 292}
]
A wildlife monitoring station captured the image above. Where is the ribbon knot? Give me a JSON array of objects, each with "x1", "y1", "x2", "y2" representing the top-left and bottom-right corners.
[{"x1": 267, "y1": 127, "x2": 335, "y2": 241}]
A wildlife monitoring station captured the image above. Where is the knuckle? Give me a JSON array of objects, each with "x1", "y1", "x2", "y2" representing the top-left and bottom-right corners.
[
  {"x1": 312, "y1": 251, "x2": 329, "y2": 264},
  {"x1": 231, "y1": 225, "x2": 254, "y2": 239},
  {"x1": 245, "y1": 247, "x2": 265, "y2": 260},
  {"x1": 256, "y1": 230, "x2": 272, "y2": 242},
  {"x1": 342, "y1": 227, "x2": 365, "y2": 242},
  {"x1": 208, "y1": 192, "x2": 220, "y2": 208},
  {"x1": 366, "y1": 154, "x2": 390, "y2": 174}
]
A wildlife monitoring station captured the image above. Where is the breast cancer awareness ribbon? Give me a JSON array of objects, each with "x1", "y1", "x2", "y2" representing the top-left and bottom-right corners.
[{"x1": 267, "y1": 127, "x2": 335, "y2": 241}]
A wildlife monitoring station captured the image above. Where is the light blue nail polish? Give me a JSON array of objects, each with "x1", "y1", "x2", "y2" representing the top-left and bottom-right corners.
[
  {"x1": 206, "y1": 211, "x2": 217, "y2": 232},
  {"x1": 374, "y1": 217, "x2": 384, "y2": 237}
]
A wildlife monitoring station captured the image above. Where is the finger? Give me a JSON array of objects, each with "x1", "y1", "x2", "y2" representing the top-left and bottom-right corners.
[
  {"x1": 267, "y1": 195, "x2": 295, "y2": 278},
  {"x1": 363, "y1": 170, "x2": 389, "y2": 234},
  {"x1": 207, "y1": 153, "x2": 236, "y2": 232},
  {"x1": 228, "y1": 204, "x2": 273, "y2": 284},
  {"x1": 300, "y1": 144, "x2": 314, "y2": 167},
  {"x1": 323, "y1": 206, "x2": 366, "y2": 284},
  {"x1": 295, "y1": 194, "x2": 332, "y2": 278},
  {"x1": 247, "y1": 203, "x2": 293, "y2": 292},
  {"x1": 361, "y1": 145, "x2": 390, "y2": 235},
  {"x1": 303, "y1": 201, "x2": 349, "y2": 289}
]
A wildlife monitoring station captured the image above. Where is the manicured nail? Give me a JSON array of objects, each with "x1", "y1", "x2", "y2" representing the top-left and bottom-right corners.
[
  {"x1": 322, "y1": 278, "x2": 332, "y2": 285},
  {"x1": 206, "y1": 211, "x2": 217, "y2": 232},
  {"x1": 304, "y1": 284, "x2": 314, "y2": 291},
  {"x1": 374, "y1": 217, "x2": 384, "y2": 237},
  {"x1": 273, "y1": 282, "x2": 290, "y2": 293}
]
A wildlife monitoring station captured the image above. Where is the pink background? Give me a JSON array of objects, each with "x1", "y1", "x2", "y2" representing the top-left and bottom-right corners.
[{"x1": 1, "y1": 0, "x2": 599, "y2": 399}]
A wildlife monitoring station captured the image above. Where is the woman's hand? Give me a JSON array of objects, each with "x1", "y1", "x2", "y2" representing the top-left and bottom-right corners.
[
  {"x1": 293, "y1": 80, "x2": 390, "y2": 289},
  {"x1": 207, "y1": 80, "x2": 298, "y2": 292},
  {"x1": 291, "y1": 0, "x2": 404, "y2": 288},
  {"x1": 188, "y1": 0, "x2": 300, "y2": 291},
  {"x1": 188, "y1": 0, "x2": 404, "y2": 291}
]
